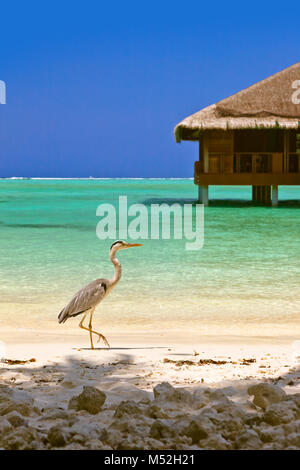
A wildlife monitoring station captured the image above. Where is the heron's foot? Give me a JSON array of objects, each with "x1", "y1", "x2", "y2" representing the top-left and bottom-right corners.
[{"x1": 96, "y1": 333, "x2": 110, "y2": 348}]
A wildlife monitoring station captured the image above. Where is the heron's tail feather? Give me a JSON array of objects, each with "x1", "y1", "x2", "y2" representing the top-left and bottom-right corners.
[
  {"x1": 58, "y1": 308, "x2": 87, "y2": 324},
  {"x1": 58, "y1": 308, "x2": 69, "y2": 324}
]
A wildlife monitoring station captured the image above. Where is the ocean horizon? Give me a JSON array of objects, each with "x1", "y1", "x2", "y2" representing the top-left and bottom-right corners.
[{"x1": 1, "y1": 177, "x2": 194, "y2": 180}]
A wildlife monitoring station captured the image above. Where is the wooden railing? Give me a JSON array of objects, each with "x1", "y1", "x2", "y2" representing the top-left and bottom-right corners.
[{"x1": 195, "y1": 153, "x2": 300, "y2": 175}]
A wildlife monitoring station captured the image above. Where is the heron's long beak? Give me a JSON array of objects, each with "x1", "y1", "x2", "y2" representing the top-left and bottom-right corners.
[{"x1": 126, "y1": 243, "x2": 143, "y2": 248}]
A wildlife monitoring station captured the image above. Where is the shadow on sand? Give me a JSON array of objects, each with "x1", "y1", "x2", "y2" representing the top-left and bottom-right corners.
[
  {"x1": 0, "y1": 352, "x2": 299, "y2": 449},
  {"x1": 77, "y1": 347, "x2": 169, "y2": 351}
]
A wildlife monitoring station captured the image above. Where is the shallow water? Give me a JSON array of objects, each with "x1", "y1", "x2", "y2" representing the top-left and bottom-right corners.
[{"x1": 1, "y1": 179, "x2": 300, "y2": 336}]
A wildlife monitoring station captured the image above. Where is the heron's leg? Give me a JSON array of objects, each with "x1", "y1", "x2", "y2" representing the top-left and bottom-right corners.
[
  {"x1": 97, "y1": 333, "x2": 110, "y2": 349},
  {"x1": 79, "y1": 309, "x2": 108, "y2": 349},
  {"x1": 88, "y1": 309, "x2": 94, "y2": 350},
  {"x1": 79, "y1": 311, "x2": 94, "y2": 349},
  {"x1": 79, "y1": 312, "x2": 88, "y2": 330},
  {"x1": 88, "y1": 310, "x2": 110, "y2": 348}
]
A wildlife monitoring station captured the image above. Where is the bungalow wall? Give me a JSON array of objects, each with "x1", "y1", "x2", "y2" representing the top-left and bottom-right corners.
[{"x1": 199, "y1": 129, "x2": 300, "y2": 175}]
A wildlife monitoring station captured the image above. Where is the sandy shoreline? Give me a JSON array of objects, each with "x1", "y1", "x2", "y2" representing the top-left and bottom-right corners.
[
  {"x1": 2, "y1": 330, "x2": 300, "y2": 389},
  {"x1": 0, "y1": 330, "x2": 300, "y2": 449}
]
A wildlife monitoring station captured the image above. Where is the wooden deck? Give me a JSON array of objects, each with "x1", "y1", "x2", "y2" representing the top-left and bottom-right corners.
[{"x1": 194, "y1": 153, "x2": 300, "y2": 185}]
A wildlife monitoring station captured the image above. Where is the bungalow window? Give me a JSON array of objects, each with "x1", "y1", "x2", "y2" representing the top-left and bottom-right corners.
[
  {"x1": 256, "y1": 154, "x2": 272, "y2": 173},
  {"x1": 233, "y1": 154, "x2": 252, "y2": 173},
  {"x1": 289, "y1": 155, "x2": 299, "y2": 173},
  {"x1": 296, "y1": 134, "x2": 300, "y2": 154},
  {"x1": 239, "y1": 155, "x2": 252, "y2": 173},
  {"x1": 288, "y1": 133, "x2": 300, "y2": 173}
]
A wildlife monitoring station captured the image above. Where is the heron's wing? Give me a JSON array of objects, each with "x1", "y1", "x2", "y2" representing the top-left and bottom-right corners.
[{"x1": 58, "y1": 278, "x2": 107, "y2": 323}]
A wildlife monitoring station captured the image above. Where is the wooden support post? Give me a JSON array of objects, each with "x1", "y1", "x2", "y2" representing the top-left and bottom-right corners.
[
  {"x1": 198, "y1": 185, "x2": 209, "y2": 205},
  {"x1": 272, "y1": 185, "x2": 278, "y2": 207},
  {"x1": 260, "y1": 186, "x2": 263, "y2": 202},
  {"x1": 284, "y1": 130, "x2": 289, "y2": 173},
  {"x1": 252, "y1": 185, "x2": 271, "y2": 204},
  {"x1": 266, "y1": 185, "x2": 271, "y2": 204},
  {"x1": 198, "y1": 138, "x2": 203, "y2": 173}
]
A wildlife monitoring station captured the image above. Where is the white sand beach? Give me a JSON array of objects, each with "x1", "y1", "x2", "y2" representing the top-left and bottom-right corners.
[{"x1": 1, "y1": 329, "x2": 300, "y2": 450}]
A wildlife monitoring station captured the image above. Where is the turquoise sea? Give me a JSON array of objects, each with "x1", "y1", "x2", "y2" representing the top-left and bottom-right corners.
[{"x1": 1, "y1": 179, "x2": 300, "y2": 336}]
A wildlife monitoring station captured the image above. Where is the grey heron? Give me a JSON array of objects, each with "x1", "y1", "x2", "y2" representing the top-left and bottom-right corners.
[{"x1": 58, "y1": 240, "x2": 143, "y2": 349}]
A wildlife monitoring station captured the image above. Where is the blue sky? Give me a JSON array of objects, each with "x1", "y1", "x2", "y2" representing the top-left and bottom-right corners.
[{"x1": 0, "y1": 1, "x2": 300, "y2": 177}]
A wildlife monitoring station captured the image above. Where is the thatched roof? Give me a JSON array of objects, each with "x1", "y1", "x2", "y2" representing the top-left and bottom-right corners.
[{"x1": 175, "y1": 62, "x2": 300, "y2": 142}]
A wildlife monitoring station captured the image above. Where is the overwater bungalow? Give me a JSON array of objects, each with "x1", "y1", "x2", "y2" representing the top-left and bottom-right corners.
[{"x1": 174, "y1": 62, "x2": 300, "y2": 205}]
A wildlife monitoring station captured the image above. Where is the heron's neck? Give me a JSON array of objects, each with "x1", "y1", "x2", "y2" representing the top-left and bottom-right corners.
[{"x1": 110, "y1": 251, "x2": 122, "y2": 287}]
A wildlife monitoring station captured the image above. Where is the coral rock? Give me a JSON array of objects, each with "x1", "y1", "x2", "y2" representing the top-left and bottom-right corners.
[
  {"x1": 149, "y1": 419, "x2": 175, "y2": 439},
  {"x1": 263, "y1": 401, "x2": 298, "y2": 426},
  {"x1": 153, "y1": 382, "x2": 192, "y2": 405},
  {"x1": 5, "y1": 411, "x2": 26, "y2": 428},
  {"x1": 235, "y1": 429, "x2": 262, "y2": 449},
  {"x1": 114, "y1": 400, "x2": 143, "y2": 419},
  {"x1": 248, "y1": 383, "x2": 286, "y2": 410},
  {"x1": 68, "y1": 386, "x2": 106, "y2": 415},
  {"x1": 47, "y1": 426, "x2": 67, "y2": 448},
  {"x1": 0, "y1": 418, "x2": 12, "y2": 435}
]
